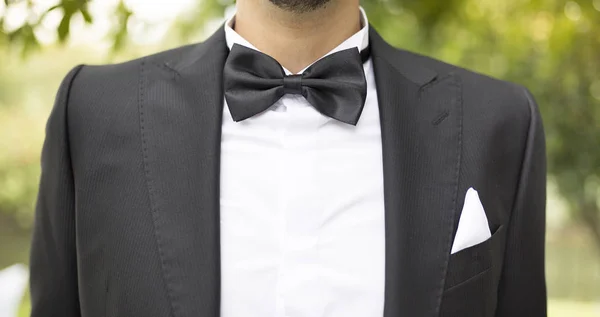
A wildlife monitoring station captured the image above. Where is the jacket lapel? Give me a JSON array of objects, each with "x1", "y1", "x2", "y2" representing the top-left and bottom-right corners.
[
  {"x1": 370, "y1": 27, "x2": 463, "y2": 317},
  {"x1": 139, "y1": 28, "x2": 227, "y2": 317}
]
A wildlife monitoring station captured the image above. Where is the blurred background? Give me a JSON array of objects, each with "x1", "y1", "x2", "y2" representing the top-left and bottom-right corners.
[{"x1": 0, "y1": 0, "x2": 599, "y2": 316}]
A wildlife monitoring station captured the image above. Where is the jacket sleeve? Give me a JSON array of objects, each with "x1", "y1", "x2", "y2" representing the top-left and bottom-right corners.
[
  {"x1": 495, "y1": 87, "x2": 547, "y2": 316},
  {"x1": 30, "y1": 65, "x2": 84, "y2": 317}
]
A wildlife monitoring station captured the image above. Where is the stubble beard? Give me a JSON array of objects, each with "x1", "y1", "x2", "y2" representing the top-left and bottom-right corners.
[{"x1": 268, "y1": 0, "x2": 333, "y2": 13}]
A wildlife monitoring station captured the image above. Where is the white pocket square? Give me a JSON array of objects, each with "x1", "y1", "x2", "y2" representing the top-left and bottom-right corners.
[{"x1": 451, "y1": 187, "x2": 491, "y2": 254}]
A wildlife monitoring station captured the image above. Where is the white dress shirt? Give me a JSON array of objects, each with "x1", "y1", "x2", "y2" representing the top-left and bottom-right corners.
[{"x1": 220, "y1": 7, "x2": 385, "y2": 317}]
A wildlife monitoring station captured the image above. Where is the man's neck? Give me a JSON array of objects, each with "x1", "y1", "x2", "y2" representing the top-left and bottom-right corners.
[{"x1": 234, "y1": 0, "x2": 361, "y2": 73}]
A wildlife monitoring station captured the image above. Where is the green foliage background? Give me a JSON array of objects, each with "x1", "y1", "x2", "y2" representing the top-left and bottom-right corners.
[{"x1": 1, "y1": 0, "x2": 599, "y2": 315}]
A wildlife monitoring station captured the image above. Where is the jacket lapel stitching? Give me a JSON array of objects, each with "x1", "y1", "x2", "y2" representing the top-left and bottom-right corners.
[
  {"x1": 138, "y1": 58, "x2": 178, "y2": 317},
  {"x1": 434, "y1": 74, "x2": 464, "y2": 315}
]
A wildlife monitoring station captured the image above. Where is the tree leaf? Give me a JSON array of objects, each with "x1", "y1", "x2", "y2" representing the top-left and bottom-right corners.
[
  {"x1": 57, "y1": 12, "x2": 72, "y2": 42},
  {"x1": 110, "y1": 0, "x2": 133, "y2": 51},
  {"x1": 80, "y1": 7, "x2": 93, "y2": 23}
]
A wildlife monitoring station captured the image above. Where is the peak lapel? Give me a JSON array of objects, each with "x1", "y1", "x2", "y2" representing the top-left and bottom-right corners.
[
  {"x1": 370, "y1": 27, "x2": 463, "y2": 317},
  {"x1": 139, "y1": 28, "x2": 228, "y2": 317}
]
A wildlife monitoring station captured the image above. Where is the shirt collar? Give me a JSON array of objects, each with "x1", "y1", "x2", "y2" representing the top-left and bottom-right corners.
[{"x1": 224, "y1": 6, "x2": 370, "y2": 74}]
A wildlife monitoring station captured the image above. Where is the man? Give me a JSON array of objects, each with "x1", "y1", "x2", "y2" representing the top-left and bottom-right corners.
[{"x1": 30, "y1": 0, "x2": 547, "y2": 316}]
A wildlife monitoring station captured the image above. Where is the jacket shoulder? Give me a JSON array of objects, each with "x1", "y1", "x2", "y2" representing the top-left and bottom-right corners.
[
  {"x1": 388, "y1": 48, "x2": 535, "y2": 137},
  {"x1": 59, "y1": 43, "x2": 201, "y2": 145},
  {"x1": 74, "y1": 42, "x2": 198, "y2": 82},
  {"x1": 397, "y1": 48, "x2": 533, "y2": 119},
  {"x1": 391, "y1": 48, "x2": 538, "y2": 166},
  {"x1": 63, "y1": 43, "x2": 198, "y2": 112}
]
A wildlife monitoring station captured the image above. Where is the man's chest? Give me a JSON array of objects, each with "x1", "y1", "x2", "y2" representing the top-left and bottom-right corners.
[{"x1": 219, "y1": 83, "x2": 386, "y2": 316}]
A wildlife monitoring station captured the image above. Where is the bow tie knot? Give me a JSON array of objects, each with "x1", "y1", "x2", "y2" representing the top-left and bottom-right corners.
[{"x1": 283, "y1": 74, "x2": 303, "y2": 95}]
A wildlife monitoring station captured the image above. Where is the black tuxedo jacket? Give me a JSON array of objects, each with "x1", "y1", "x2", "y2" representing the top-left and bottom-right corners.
[{"x1": 30, "y1": 26, "x2": 547, "y2": 317}]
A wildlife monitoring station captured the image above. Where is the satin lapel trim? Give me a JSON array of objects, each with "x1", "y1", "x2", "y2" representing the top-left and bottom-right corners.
[
  {"x1": 370, "y1": 27, "x2": 464, "y2": 317},
  {"x1": 139, "y1": 28, "x2": 228, "y2": 317}
]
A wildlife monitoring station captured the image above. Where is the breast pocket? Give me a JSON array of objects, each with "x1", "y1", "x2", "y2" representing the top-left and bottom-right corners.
[{"x1": 440, "y1": 224, "x2": 506, "y2": 317}]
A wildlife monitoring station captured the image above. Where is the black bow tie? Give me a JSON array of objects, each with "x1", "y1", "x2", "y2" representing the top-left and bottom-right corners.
[{"x1": 223, "y1": 43, "x2": 371, "y2": 125}]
